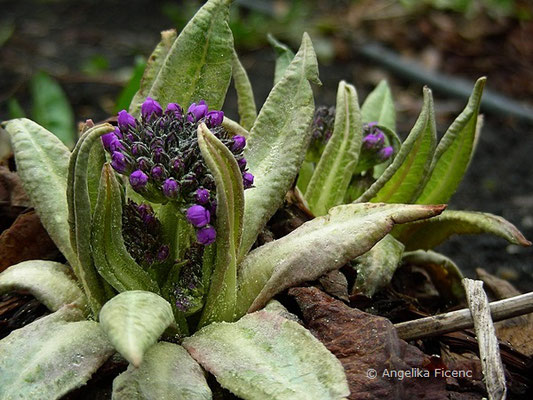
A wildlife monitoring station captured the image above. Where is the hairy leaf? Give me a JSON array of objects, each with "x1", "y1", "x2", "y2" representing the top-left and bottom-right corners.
[
  {"x1": 305, "y1": 80, "x2": 362, "y2": 216},
  {"x1": 99, "y1": 291, "x2": 174, "y2": 367},
  {"x1": 112, "y1": 342, "x2": 211, "y2": 400},
  {"x1": 68, "y1": 124, "x2": 115, "y2": 315},
  {"x1": 30, "y1": 71, "x2": 76, "y2": 148},
  {"x1": 183, "y1": 309, "x2": 349, "y2": 400},
  {"x1": 415, "y1": 78, "x2": 486, "y2": 204},
  {"x1": 238, "y1": 203, "x2": 445, "y2": 314},
  {"x1": 92, "y1": 164, "x2": 160, "y2": 294},
  {"x1": 0, "y1": 306, "x2": 114, "y2": 399},
  {"x1": 357, "y1": 87, "x2": 436, "y2": 203},
  {"x1": 267, "y1": 34, "x2": 295, "y2": 86},
  {"x1": 397, "y1": 210, "x2": 531, "y2": 250},
  {"x1": 0, "y1": 260, "x2": 87, "y2": 312},
  {"x1": 4, "y1": 118, "x2": 77, "y2": 267},
  {"x1": 132, "y1": 0, "x2": 233, "y2": 113},
  {"x1": 352, "y1": 234, "x2": 404, "y2": 297},
  {"x1": 232, "y1": 49, "x2": 257, "y2": 130},
  {"x1": 129, "y1": 29, "x2": 177, "y2": 115},
  {"x1": 240, "y1": 33, "x2": 320, "y2": 260},
  {"x1": 197, "y1": 123, "x2": 244, "y2": 326},
  {"x1": 361, "y1": 80, "x2": 396, "y2": 131}
]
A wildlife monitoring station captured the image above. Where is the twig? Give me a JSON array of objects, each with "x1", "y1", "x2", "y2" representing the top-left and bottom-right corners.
[
  {"x1": 463, "y1": 278, "x2": 506, "y2": 400},
  {"x1": 394, "y1": 291, "x2": 533, "y2": 341}
]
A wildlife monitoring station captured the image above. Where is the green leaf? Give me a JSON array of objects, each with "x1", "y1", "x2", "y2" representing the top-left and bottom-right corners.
[
  {"x1": 267, "y1": 34, "x2": 295, "y2": 86},
  {"x1": 86, "y1": 134, "x2": 107, "y2": 211},
  {"x1": 99, "y1": 291, "x2": 174, "y2": 367},
  {"x1": 352, "y1": 234, "x2": 404, "y2": 297},
  {"x1": 356, "y1": 87, "x2": 437, "y2": 203},
  {"x1": 183, "y1": 309, "x2": 349, "y2": 400},
  {"x1": 296, "y1": 160, "x2": 314, "y2": 194},
  {"x1": 401, "y1": 250, "x2": 465, "y2": 303},
  {"x1": 197, "y1": 123, "x2": 244, "y2": 326},
  {"x1": 91, "y1": 164, "x2": 160, "y2": 294},
  {"x1": 0, "y1": 260, "x2": 87, "y2": 312},
  {"x1": 131, "y1": 0, "x2": 233, "y2": 113},
  {"x1": 68, "y1": 124, "x2": 116, "y2": 316},
  {"x1": 396, "y1": 210, "x2": 532, "y2": 250},
  {"x1": 4, "y1": 118, "x2": 77, "y2": 267},
  {"x1": 415, "y1": 77, "x2": 486, "y2": 204},
  {"x1": 305, "y1": 80, "x2": 363, "y2": 216},
  {"x1": 115, "y1": 56, "x2": 147, "y2": 113},
  {"x1": 232, "y1": 49, "x2": 257, "y2": 131},
  {"x1": 30, "y1": 71, "x2": 76, "y2": 148},
  {"x1": 129, "y1": 29, "x2": 177, "y2": 114},
  {"x1": 0, "y1": 306, "x2": 114, "y2": 400},
  {"x1": 7, "y1": 98, "x2": 25, "y2": 119},
  {"x1": 237, "y1": 203, "x2": 445, "y2": 315},
  {"x1": 361, "y1": 80, "x2": 396, "y2": 131},
  {"x1": 112, "y1": 342, "x2": 212, "y2": 400},
  {"x1": 239, "y1": 33, "x2": 320, "y2": 260}
]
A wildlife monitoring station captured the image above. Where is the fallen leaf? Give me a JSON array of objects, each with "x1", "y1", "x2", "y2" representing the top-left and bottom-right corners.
[
  {"x1": 288, "y1": 286, "x2": 448, "y2": 400},
  {"x1": 0, "y1": 211, "x2": 60, "y2": 272},
  {"x1": 0, "y1": 166, "x2": 30, "y2": 207},
  {"x1": 319, "y1": 270, "x2": 349, "y2": 301}
]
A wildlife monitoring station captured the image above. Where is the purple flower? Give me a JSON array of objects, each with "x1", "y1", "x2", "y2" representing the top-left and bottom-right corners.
[
  {"x1": 232, "y1": 135, "x2": 246, "y2": 152},
  {"x1": 157, "y1": 245, "x2": 169, "y2": 261},
  {"x1": 367, "y1": 121, "x2": 378, "y2": 128},
  {"x1": 151, "y1": 165, "x2": 164, "y2": 180},
  {"x1": 141, "y1": 97, "x2": 163, "y2": 121},
  {"x1": 195, "y1": 188, "x2": 210, "y2": 204},
  {"x1": 165, "y1": 103, "x2": 183, "y2": 119},
  {"x1": 237, "y1": 157, "x2": 247, "y2": 169},
  {"x1": 130, "y1": 169, "x2": 148, "y2": 190},
  {"x1": 206, "y1": 110, "x2": 224, "y2": 127},
  {"x1": 101, "y1": 132, "x2": 123, "y2": 152},
  {"x1": 186, "y1": 205, "x2": 210, "y2": 227},
  {"x1": 111, "y1": 151, "x2": 128, "y2": 173},
  {"x1": 196, "y1": 226, "x2": 216, "y2": 245},
  {"x1": 187, "y1": 100, "x2": 208, "y2": 123},
  {"x1": 243, "y1": 172, "x2": 254, "y2": 189},
  {"x1": 377, "y1": 146, "x2": 394, "y2": 161},
  {"x1": 162, "y1": 178, "x2": 179, "y2": 198},
  {"x1": 117, "y1": 110, "x2": 136, "y2": 132},
  {"x1": 362, "y1": 132, "x2": 385, "y2": 149}
]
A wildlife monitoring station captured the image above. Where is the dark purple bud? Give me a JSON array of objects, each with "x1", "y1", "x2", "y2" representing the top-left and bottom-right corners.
[
  {"x1": 151, "y1": 165, "x2": 164, "y2": 180},
  {"x1": 101, "y1": 132, "x2": 120, "y2": 152},
  {"x1": 208, "y1": 200, "x2": 217, "y2": 216},
  {"x1": 243, "y1": 172, "x2": 254, "y2": 189},
  {"x1": 137, "y1": 157, "x2": 152, "y2": 172},
  {"x1": 152, "y1": 147, "x2": 165, "y2": 163},
  {"x1": 187, "y1": 100, "x2": 208, "y2": 123},
  {"x1": 126, "y1": 133, "x2": 135, "y2": 142},
  {"x1": 206, "y1": 110, "x2": 224, "y2": 127},
  {"x1": 165, "y1": 103, "x2": 183, "y2": 119},
  {"x1": 231, "y1": 135, "x2": 246, "y2": 152},
  {"x1": 377, "y1": 146, "x2": 394, "y2": 161},
  {"x1": 141, "y1": 97, "x2": 163, "y2": 120},
  {"x1": 130, "y1": 169, "x2": 149, "y2": 190},
  {"x1": 117, "y1": 110, "x2": 136, "y2": 132},
  {"x1": 113, "y1": 126, "x2": 123, "y2": 140},
  {"x1": 237, "y1": 157, "x2": 247, "y2": 169},
  {"x1": 172, "y1": 158, "x2": 184, "y2": 173},
  {"x1": 196, "y1": 226, "x2": 216, "y2": 245},
  {"x1": 143, "y1": 213, "x2": 156, "y2": 226},
  {"x1": 195, "y1": 188, "x2": 210, "y2": 204},
  {"x1": 162, "y1": 178, "x2": 179, "y2": 198},
  {"x1": 362, "y1": 132, "x2": 385, "y2": 149},
  {"x1": 111, "y1": 151, "x2": 128, "y2": 173},
  {"x1": 186, "y1": 205, "x2": 210, "y2": 227},
  {"x1": 157, "y1": 245, "x2": 169, "y2": 261}
]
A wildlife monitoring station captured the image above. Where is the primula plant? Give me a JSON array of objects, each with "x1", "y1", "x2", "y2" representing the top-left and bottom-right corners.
[{"x1": 0, "y1": 0, "x2": 529, "y2": 399}]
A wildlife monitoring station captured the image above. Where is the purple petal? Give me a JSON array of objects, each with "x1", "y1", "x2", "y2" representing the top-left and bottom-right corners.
[
  {"x1": 129, "y1": 169, "x2": 148, "y2": 190},
  {"x1": 243, "y1": 172, "x2": 254, "y2": 189},
  {"x1": 196, "y1": 226, "x2": 216, "y2": 245},
  {"x1": 195, "y1": 188, "x2": 210, "y2": 204},
  {"x1": 187, "y1": 101, "x2": 208, "y2": 123},
  {"x1": 186, "y1": 204, "x2": 210, "y2": 227},
  {"x1": 117, "y1": 110, "x2": 136, "y2": 132},
  {"x1": 206, "y1": 110, "x2": 224, "y2": 127},
  {"x1": 231, "y1": 135, "x2": 246, "y2": 152},
  {"x1": 141, "y1": 97, "x2": 163, "y2": 120},
  {"x1": 162, "y1": 178, "x2": 179, "y2": 198}
]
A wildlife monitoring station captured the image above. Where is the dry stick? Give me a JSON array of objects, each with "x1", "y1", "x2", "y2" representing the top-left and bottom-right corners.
[
  {"x1": 463, "y1": 278, "x2": 506, "y2": 400},
  {"x1": 395, "y1": 291, "x2": 533, "y2": 341}
]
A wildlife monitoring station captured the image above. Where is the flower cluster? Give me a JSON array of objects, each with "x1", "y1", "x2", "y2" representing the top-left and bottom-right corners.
[
  {"x1": 307, "y1": 106, "x2": 336, "y2": 161},
  {"x1": 102, "y1": 98, "x2": 253, "y2": 246},
  {"x1": 172, "y1": 244, "x2": 205, "y2": 313},
  {"x1": 361, "y1": 122, "x2": 394, "y2": 162},
  {"x1": 122, "y1": 200, "x2": 169, "y2": 267}
]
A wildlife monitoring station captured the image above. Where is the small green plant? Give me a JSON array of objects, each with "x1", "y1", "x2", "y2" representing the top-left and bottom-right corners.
[{"x1": 0, "y1": 1, "x2": 529, "y2": 399}]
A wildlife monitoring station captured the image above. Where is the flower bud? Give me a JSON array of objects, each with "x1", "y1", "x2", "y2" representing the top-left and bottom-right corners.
[
  {"x1": 243, "y1": 172, "x2": 254, "y2": 189},
  {"x1": 196, "y1": 225, "x2": 216, "y2": 245},
  {"x1": 141, "y1": 97, "x2": 163, "y2": 121},
  {"x1": 130, "y1": 169, "x2": 148, "y2": 190},
  {"x1": 165, "y1": 103, "x2": 183, "y2": 119},
  {"x1": 195, "y1": 188, "x2": 210, "y2": 204},
  {"x1": 232, "y1": 135, "x2": 246, "y2": 152},
  {"x1": 111, "y1": 151, "x2": 128, "y2": 173},
  {"x1": 237, "y1": 157, "x2": 247, "y2": 169},
  {"x1": 378, "y1": 146, "x2": 394, "y2": 161},
  {"x1": 162, "y1": 178, "x2": 179, "y2": 198},
  {"x1": 101, "y1": 132, "x2": 122, "y2": 152},
  {"x1": 187, "y1": 100, "x2": 208, "y2": 122},
  {"x1": 186, "y1": 204, "x2": 210, "y2": 227},
  {"x1": 117, "y1": 110, "x2": 136, "y2": 132},
  {"x1": 206, "y1": 110, "x2": 224, "y2": 127}
]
